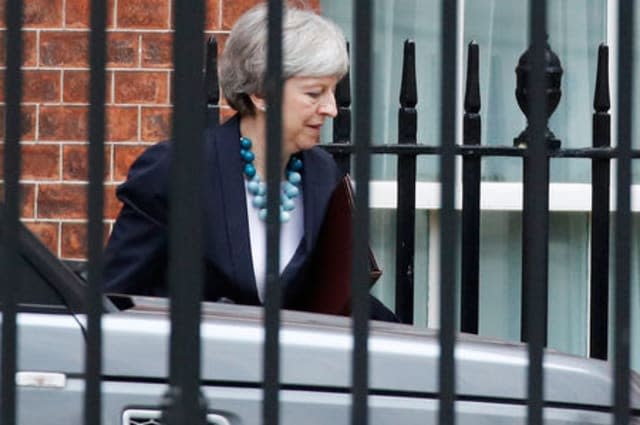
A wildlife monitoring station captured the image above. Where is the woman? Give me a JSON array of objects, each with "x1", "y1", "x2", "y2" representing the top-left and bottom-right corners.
[{"x1": 104, "y1": 4, "x2": 396, "y2": 320}]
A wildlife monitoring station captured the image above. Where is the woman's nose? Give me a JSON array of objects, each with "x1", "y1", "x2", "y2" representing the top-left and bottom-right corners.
[{"x1": 319, "y1": 92, "x2": 338, "y2": 117}]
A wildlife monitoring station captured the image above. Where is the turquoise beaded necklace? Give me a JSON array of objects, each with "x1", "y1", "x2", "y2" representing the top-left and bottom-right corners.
[{"x1": 240, "y1": 136, "x2": 303, "y2": 222}]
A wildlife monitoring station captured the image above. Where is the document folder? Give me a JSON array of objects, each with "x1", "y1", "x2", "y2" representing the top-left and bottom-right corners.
[{"x1": 304, "y1": 175, "x2": 382, "y2": 315}]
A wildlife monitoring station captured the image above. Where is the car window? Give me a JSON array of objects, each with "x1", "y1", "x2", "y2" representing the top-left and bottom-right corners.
[{"x1": 0, "y1": 214, "x2": 86, "y2": 314}]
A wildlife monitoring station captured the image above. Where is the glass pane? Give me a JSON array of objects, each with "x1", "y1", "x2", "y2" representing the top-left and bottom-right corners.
[
  {"x1": 321, "y1": 0, "x2": 441, "y2": 181},
  {"x1": 368, "y1": 208, "x2": 430, "y2": 324},
  {"x1": 465, "y1": 0, "x2": 607, "y2": 183},
  {"x1": 478, "y1": 211, "x2": 589, "y2": 354}
]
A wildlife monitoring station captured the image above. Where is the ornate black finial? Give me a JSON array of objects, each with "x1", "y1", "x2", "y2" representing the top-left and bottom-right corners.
[
  {"x1": 399, "y1": 39, "x2": 417, "y2": 108},
  {"x1": 513, "y1": 37, "x2": 563, "y2": 149},
  {"x1": 594, "y1": 44, "x2": 610, "y2": 113},
  {"x1": 464, "y1": 41, "x2": 480, "y2": 115}
]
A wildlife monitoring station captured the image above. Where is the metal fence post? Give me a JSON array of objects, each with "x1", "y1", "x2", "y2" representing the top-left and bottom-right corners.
[
  {"x1": 84, "y1": 0, "x2": 107, "y2": 423},
  {"x1": 439, "y1": 0, "x2": 458, "y2": 423},
  {"x1": 163, "y1": 0, "x2": 208, "y2": 423},
  {"x1": 614, "y1": 1, "x2": 634, "y2": 424},
  {"x1": 589, "y1": 44, "x2": 611, "y2": 361},
  {"x1": 1, "y1": 1, "x2": 23, "y2": 425},
  {"x1": 460, "y1": 41, "x2": 481, "y2": 334},
  {"x1": 395, "y1": 39, "x2": 418, "y2": 324},
  {"x1": 352, "y1": 1, "x2": 373, "y2": 424}
]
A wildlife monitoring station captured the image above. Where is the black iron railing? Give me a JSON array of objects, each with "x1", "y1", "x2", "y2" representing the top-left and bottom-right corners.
[{"x1": 1, "y1": 0, "x2": 636, "y2": 424}]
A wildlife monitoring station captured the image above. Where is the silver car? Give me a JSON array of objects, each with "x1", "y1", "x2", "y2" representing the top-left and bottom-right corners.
[{"x1": 6, "y1": 222, "x2": 640, "y2": 424}]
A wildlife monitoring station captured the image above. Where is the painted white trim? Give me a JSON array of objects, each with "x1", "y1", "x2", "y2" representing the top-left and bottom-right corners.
[
  {"x1": 369, "y1": 181, "x2": 640, "y2": 212},
  {"x1": 427, "y1": 212, "x2": 440, "y2": 328}
]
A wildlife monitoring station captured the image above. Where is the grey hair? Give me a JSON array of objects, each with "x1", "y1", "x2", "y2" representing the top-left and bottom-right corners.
[{"x1": 219, "y1": 3, "x2": 349, "y2": 116}]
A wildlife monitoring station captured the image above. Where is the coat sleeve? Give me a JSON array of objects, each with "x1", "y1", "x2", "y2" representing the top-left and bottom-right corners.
[{"x1": 103, "y1": 142, "x2": 172, "y2": 296}]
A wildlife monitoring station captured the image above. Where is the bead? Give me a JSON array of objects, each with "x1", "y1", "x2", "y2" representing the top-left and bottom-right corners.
[
  {"x1": 252, "y1": 195, "x2": 266, "y2": 208},
  {"x1": 282, "y1": 198, "x2": 295, "y2": 211},
  {"x1": 284, "y1": 183, "x2": 299, "y2": 198},
  {"x1": 288, "y1": 156, "x2": 303, "y2": 171},
  {"x1": 241, "y1": 149, "x2": 255, "y2": 162},
  {"x1": 258, "y1": 209, "x2": 268, "y2": 220},
  {"x1": 247, "y1": 180, "x2": 260, "y2": 194},
  {"x1": 244, "y1": 163, "x2": 256, "y2": 178},
  {"x1": 240, "y1": 137, "x2": 252, "y2": 149},
  {"x1": 287, "y1": 171, "x2": 301, "y2": 185},
  {"x1": 280, "y1": 210, "x2": 291, "y2": 222}
]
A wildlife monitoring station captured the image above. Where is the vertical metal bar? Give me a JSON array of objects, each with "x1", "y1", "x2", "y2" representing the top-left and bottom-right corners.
[
  {"x1": 439, "y1": 0, "x2": 458, "y2": 424},
  {"x1": 204, "y1": 36, "x2": 220, "y2": 128},
  {"x1": 332, "y1": 43, "x2": 352, "y2": 176},
  {"x1": 351, "y1": 0, "x2": 372, "y2": 424},
  {"x1": 523, "y1": 2, "x2": 548, "y2": 425},
  {"x1": 395, "y1": 40, "x2": 417, "y2": 324},
  {"x1": 614, "y1": 1, "x2": 633, "y2": 423},
  {"x1": 1, "y1": 0, "x2": 23, "y2": 424},
  {"x1": 163, "y1": 0, "x2": 207, "y2": 424},
  {"x1": 263, "y1": 2, "x2": 283, "y2": 425},
  {"x1": 460, "y1": 41, "x2": 481, "y2": 334},
  {"x1": 589, "y1": 44, "x2": 610, "y2": 360},
  {"x1": 84, "y1": 0, "x2": 107, "y2": 423}
]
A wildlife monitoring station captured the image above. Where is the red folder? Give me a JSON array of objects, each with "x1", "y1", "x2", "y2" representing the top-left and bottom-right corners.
[{"x1": 304, "y1": 175, "x2": 382, "y2": 315}]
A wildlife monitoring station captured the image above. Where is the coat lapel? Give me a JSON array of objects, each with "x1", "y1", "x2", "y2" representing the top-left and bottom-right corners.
[{"x1": 211, "y1": 115, "x2": 259, "y2": 304}]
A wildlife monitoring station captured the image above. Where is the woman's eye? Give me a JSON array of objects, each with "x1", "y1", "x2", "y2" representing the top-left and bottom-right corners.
[{"x1": 306, "y1": 91, "x2": 322, "y2": 99}]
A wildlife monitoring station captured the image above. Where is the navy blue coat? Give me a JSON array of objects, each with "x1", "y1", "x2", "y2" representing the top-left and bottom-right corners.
[{"x1": 104, "y1": 115, "x2": 342, "y2": 308}]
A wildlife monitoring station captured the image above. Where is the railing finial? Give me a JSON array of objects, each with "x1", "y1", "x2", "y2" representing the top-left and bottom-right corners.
[
  {"x1": 464, "y1": 41, "x2": 480, "y2": 114},
  {"x1": 594, "y1": 43, "x2": 610, "y2": 113},
  {"x1": 513, "y1": 37, "x2": 563, "y2": 149},
  {"x1": 399, "y1": 39, "x2": 417, "y2": 108}
]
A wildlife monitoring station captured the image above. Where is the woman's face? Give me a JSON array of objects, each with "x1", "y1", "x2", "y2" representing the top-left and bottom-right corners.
[{"x1": 281, "y1": 75, "x2": 339, "y2": 154}]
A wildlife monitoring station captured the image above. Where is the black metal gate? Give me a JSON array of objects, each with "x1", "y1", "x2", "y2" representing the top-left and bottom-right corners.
[{"x1": 1, "y1": 0, "x2": 636, "y2": 424}]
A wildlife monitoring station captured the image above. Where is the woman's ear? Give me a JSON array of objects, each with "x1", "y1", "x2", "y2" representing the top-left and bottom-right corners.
[{"x1": 249, "y1": 94, "x2": 267, "y2": 112}]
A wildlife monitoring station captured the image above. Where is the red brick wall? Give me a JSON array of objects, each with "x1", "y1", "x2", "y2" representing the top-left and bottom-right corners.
[{"x1": 2, "y1": 0, "x2": 319, "y2": 260}]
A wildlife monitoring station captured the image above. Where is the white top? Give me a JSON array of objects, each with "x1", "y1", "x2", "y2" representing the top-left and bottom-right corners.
[{"x1": 245, "y1": 182, "x2": 304, "y2": 302}]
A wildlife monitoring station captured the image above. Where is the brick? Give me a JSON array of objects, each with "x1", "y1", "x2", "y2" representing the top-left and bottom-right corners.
[
  {"x1": 63, "y1": 70, "x2": 113, "y2": 103},
  {"x1": 63, "y1": 70, "x2": 89, "y2": 103},
  {"x1": 40, "y1": 31, "x2": 89, "y2": 67},
  {"x1": 0, "y1": 183, "x2": 36, "y2": 218},
  {"x1": 222, "y1": 0, "x2": 261, "y2": 30},
  {"x1": 40, "y1": 106, "x2": 88, "y2": 141},
  {"x1": 24, "y1": 0, "x2": 63, "y2": 28},
  {"x1": 65, "y1": 0, "x2": 115, "y2": 28},
  {"x1": 62, "y1": 145, "x2": 110, "y2": 181},
  {"x1": 37, "y1": 183, "x2": 120, "y2": 220},
  {"x1": 0, "y1": 31, "x2": 38, "y2": 67},
  {"x1": 61, "y1": 222, "x2": 85, "y2": 258},
  {"x1": 141, "y1": 33, "x2": 172, "y2": 68},
  {"x1": 21, "y1": 144, "x2": 60, "y2": 180},
  {"x1": 106, "y1": 106, "x2": 138, "y2": 142},
  {"x1": 25, "y1": 222, "x2": 59, "y2": 255},
  {"x1": 114, "y1": 71, "x2": 168, "y2": 104},
  {"x1": 141, "y1": 106, "x2": 170, "y2": 141},
  {"x1": 104, "y1": 184, "x2": 121, "y2": 219},
  {"x1": 113, "y1": 145, "x2": 146, "y2": 181},
  {"x1": 22, "y1": 70, "x2": 62, "y2": 103},
  {"x1": 0, "y1": 105, "x2": 37, "y2": 140},
  {"x1": 205, "y1": 0, "x2": 221, "y2": 30},
  {"x1": 117, "y1": 0, "x2": 169, "y2": 29},
  {"x1": 221, "y1": 0, "x2": 320, "y2": 29},
  {"x1": 108, "y1": 32, "x2": 139, "y2": 68},
  {"x1": 61, "y1": 221, "x2": 111, "y2": 259},
  {"x1": 38, "y1": 184, "x2": 86, "y2": 219}
]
